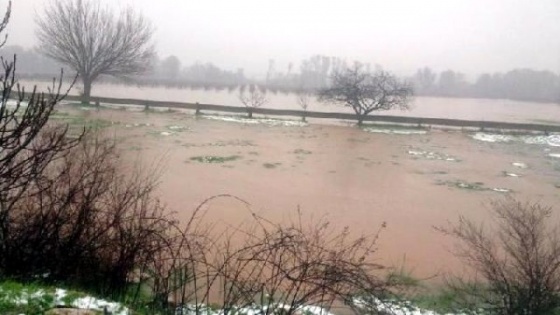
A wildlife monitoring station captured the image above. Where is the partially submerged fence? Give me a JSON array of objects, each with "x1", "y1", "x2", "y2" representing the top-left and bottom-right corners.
[{"x1": 20, "y1": 93, "x2": 560, "y2": 133}]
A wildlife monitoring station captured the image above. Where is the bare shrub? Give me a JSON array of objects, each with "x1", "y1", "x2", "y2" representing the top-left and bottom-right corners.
[
  {"x1": 0, "y1": 54, "x2": 83, "y2": 279},
  {"x1": 151, "y1": 204, "x2": 389, "y2": 315},
  {"x1": 438, "y1": 197, "x2": 560, "y2": 315},
  {"x1": 2, "y1": 133, "x2": 178, "y2": 296}
]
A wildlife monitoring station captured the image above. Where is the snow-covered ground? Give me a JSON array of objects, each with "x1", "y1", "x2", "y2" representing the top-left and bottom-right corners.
[
  {"x1": 471, "y1": 132, "x2": 560, "y2": 147},
  {"x1": 363, "y1": 127, "x2": 427, "y2": 135},
  {"x1": 202, "y1": 115, "x2": 308, "y2": 127}
]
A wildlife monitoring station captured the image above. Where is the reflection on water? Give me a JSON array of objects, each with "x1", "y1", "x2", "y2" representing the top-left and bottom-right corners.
[{"x1": 21, "y1": 80, "x2": 560, "y2": 124}]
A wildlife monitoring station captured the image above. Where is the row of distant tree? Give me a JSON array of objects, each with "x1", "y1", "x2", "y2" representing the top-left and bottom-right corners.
[
  {"x1": 411, "y1": 67, "x2": 560, "y2": 103},
  {"x1": 2, "y1": 45, "x2": 558, "y2": 103}
]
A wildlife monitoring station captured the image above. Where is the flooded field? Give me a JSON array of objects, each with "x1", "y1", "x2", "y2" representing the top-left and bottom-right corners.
[
  {"x1": 52, "y1": 103, "x2": 560, "y2": 279},
  {"x1": 24, "y1": 80, "x2": 560, "y2": 124}
]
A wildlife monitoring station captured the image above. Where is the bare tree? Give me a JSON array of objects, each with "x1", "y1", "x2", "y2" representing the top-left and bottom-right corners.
[
  {"x1": 36, "y1": 0, "x2": 155, "y2": 104},
  {"x1": 319, "y1": 63, "x2": 412, "y2": 126},
  {"x1": 295, "y1": 88, "x2": 314, "y2": 122},
  {"x1": 239, "y1": 84, "x2": 268, "y2": 118},
  {"x1": 438, "y1": 197, "x2": 560, "y2": 315}
]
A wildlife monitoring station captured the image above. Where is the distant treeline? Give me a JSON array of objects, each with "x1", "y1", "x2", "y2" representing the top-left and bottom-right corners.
[
  {"x1": 411, "y1": 67, "x2": 560, "y2": 103},
  {"x1": 2, "y1": 46, "x2": 558, "y2": 103}
]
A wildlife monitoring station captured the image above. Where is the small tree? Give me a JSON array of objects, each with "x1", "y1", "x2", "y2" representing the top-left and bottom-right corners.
[
  {"x1": 239, "y1": 84, "x2": 267, "y2": 118},
  {"x1": 295, "y1": 88, "x2": 314, "y2": 122},
  {"x1": 36, "y1": 0, "x2": 155, "y2": 104},
  {"x1": 319, "y1": 64, "x2": 412, "y2": 126},
  {"x1": 439, "y1": 197, "x2": 560, "y2": 315}
]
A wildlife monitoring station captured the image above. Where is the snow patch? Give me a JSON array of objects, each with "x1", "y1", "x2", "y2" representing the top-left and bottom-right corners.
[
  {"x1": 175, "y1": 304, "x2": 335, "y2": 315},
  {"x1": 0, "y1": 287, "x2": 129, "y2": 315},
  {"x1": 504, "y1": 172, "x2": 522, "y2": 177},
  {"x1": 352, "y1": 296, "x2": 467, "y2": 315},
  {"x1": 472, "y1": 132, "x2": 560, "y2": 147},
  {"x1": 364, "y1": 128, "x2": 427, "y2": 135},
  {"x1": 203, "y1": 115, "x2": 307, "y2": 127},
  {"x1": 492, "y1": 188, "x2": 512, "y2": 193}
]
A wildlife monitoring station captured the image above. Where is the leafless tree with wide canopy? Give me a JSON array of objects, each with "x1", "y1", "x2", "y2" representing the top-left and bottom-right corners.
[{"x1": 36, "y1": 0, "x2": 155, "y2": 104}]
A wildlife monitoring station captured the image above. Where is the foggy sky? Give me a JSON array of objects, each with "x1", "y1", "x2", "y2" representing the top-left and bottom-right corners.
[{"x1": 3, "y1": 0, "x2": 560, "y2": 78}]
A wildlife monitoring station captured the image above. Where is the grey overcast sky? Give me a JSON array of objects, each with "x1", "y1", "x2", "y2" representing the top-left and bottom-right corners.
[{"x1": 3, "y1": 0, "x2": 560, "y2": 77}]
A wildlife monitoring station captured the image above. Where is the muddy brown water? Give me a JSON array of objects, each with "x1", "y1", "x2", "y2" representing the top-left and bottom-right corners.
[{"x1": 54, "y1": 103, "x2": 560, "y2": 282}]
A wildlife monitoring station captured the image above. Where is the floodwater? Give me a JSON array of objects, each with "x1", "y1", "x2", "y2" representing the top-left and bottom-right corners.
[
  {"x1": 53, "y1": 104, "x2": 560, "y2": 280},
  {"x1": 23, "y1": 80, "x2": 560, "y2": 124}
]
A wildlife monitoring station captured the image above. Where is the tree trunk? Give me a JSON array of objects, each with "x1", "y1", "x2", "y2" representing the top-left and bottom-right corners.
[
  {"x1": 357, "y1": 115, "x2": 364, "y2": 126},
  {"x1": 82, "y1": 78, "x2": 92, "y2": 105},
  {"x1": 247, "y1": 108, "x2": 253, "y2": 119}
]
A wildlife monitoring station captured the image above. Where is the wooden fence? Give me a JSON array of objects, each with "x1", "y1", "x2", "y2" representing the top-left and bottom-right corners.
[{"x1": 19, "y1": 93, "x2": 560, "y2": 133}]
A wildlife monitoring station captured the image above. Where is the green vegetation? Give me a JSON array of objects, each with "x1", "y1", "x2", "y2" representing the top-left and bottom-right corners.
[
  {"x1": 182, "y1": 140, "x2": 256, "y2": 148},
  {"x1": 263, "y1": 162, "x2": 282, "y2": 169},
  {"x1": 49, "y1": 113, "x2": 114, "y2": 132},
  {"x1": 190, "y1": 155, "x2": 242, "y2": 163},
  {"x1": 293, "y1": 149, "x2": 312, "y2": 155},
  {"x1": 0, "y1": 281, "x2": 95, "y2": 314},
  {"x1": 450, "y1": 180, "x2": 485, "y2": 190}
]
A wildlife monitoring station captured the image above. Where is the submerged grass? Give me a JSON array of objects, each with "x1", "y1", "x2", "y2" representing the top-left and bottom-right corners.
[
  {"x1": 294, "y1": 149, "x2": 313, "y2": 155},
  {"x1": 190, "y1": 155, "x2": 242, "y2": 164},
  {"x1": 263, "y1": 162, "x2": 282, "y2": 169}
]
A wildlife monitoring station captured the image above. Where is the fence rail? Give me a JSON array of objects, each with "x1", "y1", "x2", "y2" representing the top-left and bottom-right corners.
[{"x1": 17, "y1": 92, "x2": 560, "y2": 133}]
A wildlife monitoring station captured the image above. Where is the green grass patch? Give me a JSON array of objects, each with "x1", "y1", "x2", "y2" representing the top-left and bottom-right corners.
[
  {"x1": 190, "y1": 155, "x2": 242, "y2": 164},
  {"x1": 437, "y1": 180, "x2": 486, "y2": 191},
  {"x1": 293, "y1": 149, "x2": 312, "y2": 155},
  {"x1": 182, "y1": 140, "x2": 256, "y2": 148},
  {"x1": 263, "y1": 162, "x2": 281, "y2": 169},
  {"x1": 0, "y1": 280, "x2": 81, "y2": 314},
  {"x1": 49, "y1": 113, "x2": 114, "y2": 131}
]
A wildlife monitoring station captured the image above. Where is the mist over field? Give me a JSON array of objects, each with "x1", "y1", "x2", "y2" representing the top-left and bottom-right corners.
[{"x1": 3, "y1": 0, "x2": 559, "y2": 75}]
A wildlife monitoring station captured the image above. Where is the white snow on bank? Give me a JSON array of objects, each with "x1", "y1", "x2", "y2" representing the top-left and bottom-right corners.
[
  {"x1": 202, "y1": 115, "x2": 307, "y2": 127},
  {"x1": 176, "y1": 303, "x2": 336, "y2": 315},
  {"x1": 1, "y1": 100, "x2": 29, "y2": 107},
  {"x1": 55, "y1": 289, "x2": 128, "y2": 314},
  {"x1": 549, "y1": 153, "x2": 560, "y2": 158},
  {"x1": 472, "y1": 133, "x2": 560, "y2": 147},
  {"x1": 352, "y1": 297, "x2": 474, "y2": 315},
  {"x1": 504, "y1": 172, "x2": 522, "y2": 177},
  {"x1": 0, "y1": 287, "x2": 129, "y2": 315},
  {"x1": 364, "y1": 127, "x2": 427, "y2": 135}
]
